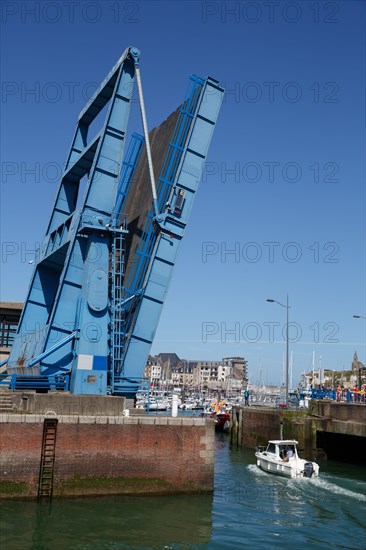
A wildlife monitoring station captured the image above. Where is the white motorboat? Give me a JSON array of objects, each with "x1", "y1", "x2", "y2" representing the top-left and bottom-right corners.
[
  {"x1": 179, "y1": 399, "x2": 205, "y2": 410},
  {"x1": 255, "y1": 439, "x2": 319, "y2": 479},
  {"x1": 147, "y1": 400, "x2": 168, "y2": 411}
]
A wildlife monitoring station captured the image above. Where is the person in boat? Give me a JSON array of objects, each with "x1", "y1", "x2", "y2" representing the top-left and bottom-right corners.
[
  {"x1": 213, "y1": 399, "x2": 222, "y2": 413},
  {"x1": 283, "y1": 447, "x2": 294, "y2": 462}
]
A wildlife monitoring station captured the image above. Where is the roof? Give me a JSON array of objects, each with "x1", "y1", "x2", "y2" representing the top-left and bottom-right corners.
[
  {"x1": 157, "y1": 353, "x2": 181, "y2": 367},
  {"x1": 268, "y1": 440, "x2": 298, "y2": 445},
  {"x1": 0, "y1": 302, "x2": 23, "y2": 311},
  {"x1": 0, "y1": 302, "x2": 23, "y2": 321}
]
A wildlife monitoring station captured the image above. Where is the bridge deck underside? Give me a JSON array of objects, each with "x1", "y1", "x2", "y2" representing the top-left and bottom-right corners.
[{"x1": 123, "y1": 108, "x2": 180, "y2": 289}]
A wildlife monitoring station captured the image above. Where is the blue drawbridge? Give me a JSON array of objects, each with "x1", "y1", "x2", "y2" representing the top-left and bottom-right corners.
[{"x1": 3, "y1": 47, "x2": 224, "y2": 397}]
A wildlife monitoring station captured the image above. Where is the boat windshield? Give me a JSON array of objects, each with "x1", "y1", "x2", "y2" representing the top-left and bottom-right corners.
[{"x1": 266, "y1": 443, "x2": 277, "y2": 454}]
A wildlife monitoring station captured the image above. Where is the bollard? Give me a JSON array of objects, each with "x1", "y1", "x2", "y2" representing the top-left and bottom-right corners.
[{"x1": 172, "y1": 394, "x2": 178, "y2": 417}]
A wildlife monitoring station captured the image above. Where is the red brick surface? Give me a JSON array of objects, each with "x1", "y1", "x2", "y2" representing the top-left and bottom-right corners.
[
  {"x1": 0, "y1": 419, "x2": 214, "y2": 498},
  {"x1": 0, "y1": 424, "x2": 43, "y2": 496},
  {"x1": 240, "y1": 408, "x2": 281, "y2": 447}
]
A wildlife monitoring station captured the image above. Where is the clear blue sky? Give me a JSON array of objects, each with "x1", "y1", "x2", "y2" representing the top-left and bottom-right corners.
[{"x1": 1, "y1": 1, "x2": 365, "y2": 386}]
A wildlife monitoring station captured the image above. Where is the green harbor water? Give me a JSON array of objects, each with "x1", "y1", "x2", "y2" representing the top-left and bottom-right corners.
[{"x1": 1, "y1": 434, "x2": 365, "y2": 549}]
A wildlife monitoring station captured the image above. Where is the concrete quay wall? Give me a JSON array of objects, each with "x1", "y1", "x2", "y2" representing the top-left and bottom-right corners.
[
  {"x1": 0, "y1": 415, "x2": 215, "y2": 499},
  {"x1": 230, "y1": 406, "x2": 314, "y2": 454},
  {"x1": 309, "y1": 400, "x2": 366, "y2": 423},
  {"x1": 231, "y1": 403, "x2": 366, "y2": 459},
  {"x1": 230, "y1": 406, "x2": 282, "y2": 449},
  {"x1": 10, "y1": 392, "x2": 126, "y2": 417}
]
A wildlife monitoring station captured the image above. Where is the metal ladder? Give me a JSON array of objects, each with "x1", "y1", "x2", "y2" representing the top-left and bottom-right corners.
[
  {"x1": 38, "y1": 418, "x2": 58, "y2": 500},
  {"x1": 110, "y1": 227, "x2": 126, "y2": 389},
  {"x1": 109, "y1": 133, "x2": 143, "y2": 393}
]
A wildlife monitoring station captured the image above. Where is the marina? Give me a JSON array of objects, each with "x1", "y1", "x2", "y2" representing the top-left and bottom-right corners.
[{"x1": 1, "y1": 3, "x2": 365, "y2": 549}]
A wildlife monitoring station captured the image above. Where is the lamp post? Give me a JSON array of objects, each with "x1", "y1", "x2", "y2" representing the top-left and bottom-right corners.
[
  {"x1": 353, "y1": 316, "x2": 365, "y2": 390},
  {"x1": 358, "y1": 367, "x2": 366, "y2": 391},
  {"x1": 267, "y1": 295, "x2": 290, "y2": 407}
]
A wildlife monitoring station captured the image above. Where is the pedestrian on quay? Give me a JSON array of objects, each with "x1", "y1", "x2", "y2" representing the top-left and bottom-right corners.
[
  {"x1": 244, "y1": 389, "x2": 250, "y2": 406},
  {"x1": 359, "y1": 386, "x2": 366, "y2": 404},
  {"x1": 350, "y1": 385, "x2": 359, "y2": 403},
  {"x1": 336, "y1": 385, "x2": 342, "y2": 402}
]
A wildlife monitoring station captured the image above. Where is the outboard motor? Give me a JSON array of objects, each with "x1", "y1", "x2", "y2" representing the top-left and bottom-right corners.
[{"x1": 303, "y1": 462, "x2": 314, "y2": 478}]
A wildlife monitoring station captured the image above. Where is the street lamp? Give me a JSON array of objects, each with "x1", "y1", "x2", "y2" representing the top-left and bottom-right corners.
[
  {"x1": 267, "y1": 295, "x2": 290, "y2": 407},
  {"x1": 353, "y1": 315, "x2": 366, "y2": 389},
  {"x1": 358, "y1": 367, "x2": 366, "y2": 390}
]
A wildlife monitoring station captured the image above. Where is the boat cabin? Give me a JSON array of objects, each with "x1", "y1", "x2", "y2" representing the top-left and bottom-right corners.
[
  {"x1": 256, "y1": 438, "x2": 319, "y2": 478},
  {"x1": 264, "y1": 440, "x2": 299, "y2": 460}
]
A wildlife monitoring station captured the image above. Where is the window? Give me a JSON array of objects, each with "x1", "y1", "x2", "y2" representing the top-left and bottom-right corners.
[
  {"x1": 267, "y1": 443, "x2": 276, "y2": 454},
  {"x1": 1, "y1": 321, "x2": 17, "y2": 348}
]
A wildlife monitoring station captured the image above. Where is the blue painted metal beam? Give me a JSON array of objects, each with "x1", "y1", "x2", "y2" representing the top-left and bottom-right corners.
[
  {"x1": 7, "y1": 47, "x2": 139, "y2": 396},
  {"x1": 118, "y1": 77, "x2": 224, "y2": 395},
  {"x1": 28, "y1": 331, "x2": 78, "y2": 367},
  {"x1": 6, "y1": 47, "x2": 223, "y2": 398}
]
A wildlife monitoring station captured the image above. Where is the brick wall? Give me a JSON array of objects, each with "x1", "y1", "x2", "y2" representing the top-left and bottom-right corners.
[
  {"x1": 0, "y1": 422, "x2": 43, "y2": 497},
  {"x1": 0, "y1": 415, "x2": 214, "y2": 499},
  {"x1": 230, "y1": 406, "x2": 282, "y2": 448}
]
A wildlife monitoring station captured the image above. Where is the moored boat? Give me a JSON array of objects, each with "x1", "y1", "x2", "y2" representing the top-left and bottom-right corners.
[
  {"x1": 214, "y1": 412, "x2": 230, "y2": 433},
  {"x1": 147, "y1": 400, "x2": 168, "y2": 411},
  {"x1": 200, "y1": 398, "x2": 231, "y2": 432},
  {"x1": 255, "y1": 439, "x2": 319, "y2": 478}
]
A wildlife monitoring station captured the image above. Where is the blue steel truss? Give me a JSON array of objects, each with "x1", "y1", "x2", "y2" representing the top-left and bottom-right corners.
[
  {"x1": 123, "y1": 76, "x2": 204, "y2": 300},
  {"x1": 113, "y1": 132, "x2": 144, "y2": 227},
  {"x1": 118, "y1": 76, "x2": 224, "y2": 396},
  {"x1": 5, "y1": 47, "x2": 224, "y2": 396},
  {"x1": 113, "y1": 77, "x2": 209, "y2": 393},
  {"x1": 109, "y1": 133, "x2": 144, "y2": 392},
  {"x1": 7, "y1": 47, "x2": 139, "y2": 395}
]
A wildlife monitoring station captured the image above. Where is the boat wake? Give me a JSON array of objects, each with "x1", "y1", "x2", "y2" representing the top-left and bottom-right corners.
[
  {"x1": 246, "y1": 464, "x2": 269, "y2": 477},
  {"x1": 311, "y1": 476, "x2": 366, "y2": 503},
  {"x1": 247, "y1": 463, "x2": 366, "y2": 504}
]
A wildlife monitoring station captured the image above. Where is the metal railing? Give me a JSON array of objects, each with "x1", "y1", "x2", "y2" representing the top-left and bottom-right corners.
[
  {"x1": 0, "y1": 374, "x2": 68, "y2": 391},
  {"x1": 311, "y1": 388, "x2": 365, "y2": 403}
]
